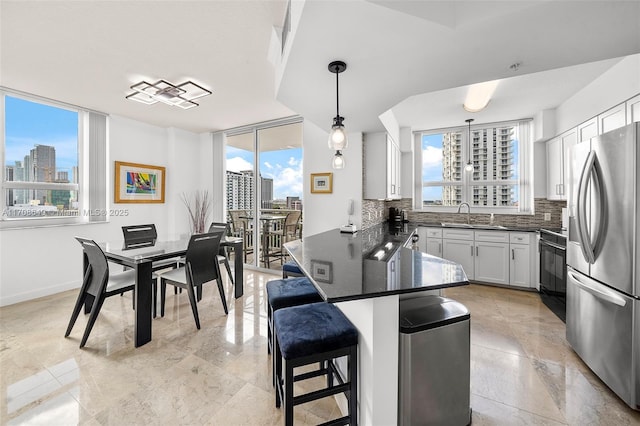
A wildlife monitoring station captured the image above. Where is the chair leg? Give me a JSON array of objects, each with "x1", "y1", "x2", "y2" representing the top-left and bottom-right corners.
[
  {"x1": 152, "y1": 280, "x2": 157, "y2": 319},
  {"x1": 216, "y1": 277, "x2": 228, "y2": 314},
  {"x1": 79, "y1": 296, "x2": 105, "y2": 348},
  {"x1": 284, "y1": 358, "x2": 294, "y2": 426},
  {"x1": 160, "y1": 279, "x2": 167, "y2": 317},
  {"x1": 223, "y1": 258, "x2": 234, "y2": 285},
  {"x1": 65, "y1": 292, "x2": 88, "y2": 338},
  {"x1": 185, "y1": 283, "x2": 201, "y2": 329}
]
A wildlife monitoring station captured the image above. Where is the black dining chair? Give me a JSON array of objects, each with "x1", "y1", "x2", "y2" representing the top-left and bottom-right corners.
[
  {"x1": 159, "y1": 230, "x2": 228, "y2": 329},
  {"x1": 208, "y1": 222, "x2": 235, "y2": 285},
  {"x1": 122, "y1": 224, "x2": 180, "y2": 317},
  {"x1": 65, "y1": 237, "x2": 155, "y2": 348}
]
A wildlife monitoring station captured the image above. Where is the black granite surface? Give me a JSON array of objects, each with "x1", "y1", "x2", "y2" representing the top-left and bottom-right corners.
[
  {"x1": 410, "y1": 221, "x2": 540, "y2": 232},
  {"x1": 284, "y1": 224, "x2": 469, "y2": 303}
]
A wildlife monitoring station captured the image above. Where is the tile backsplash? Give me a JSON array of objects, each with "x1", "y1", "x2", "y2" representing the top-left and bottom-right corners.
[{"x1": 362, "y1": 198, "x2": 566, "y2": 230}]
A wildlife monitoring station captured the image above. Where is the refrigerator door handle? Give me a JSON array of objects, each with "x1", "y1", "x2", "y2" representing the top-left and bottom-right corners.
[
  {"x1": 567, "y1": 270, "x2": 626, "y2": 307},
  {"x1": 577, "y1": 151, "x2": 597, "y2": 264},
  {"x1": 590, "y1": 156, "x2": 607, "y2": 262}
]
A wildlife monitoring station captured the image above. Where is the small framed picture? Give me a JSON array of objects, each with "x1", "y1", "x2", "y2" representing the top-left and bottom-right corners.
[
  {"x1": 115, "y1": 161, "x2": 165, "y2": 203},
  {"x1": 310, "y1": 172, "x2": 333, "y2": 194},
  {"x1": 311, "y1": 260, "x2": 333, "y2": 283}
]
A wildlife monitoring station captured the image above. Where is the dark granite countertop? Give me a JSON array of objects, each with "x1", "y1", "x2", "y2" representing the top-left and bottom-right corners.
[
  {"x1": 284, "y1": 223, "x2": 468, "y2": 303},
  {"x1": 410, "y1": 221, "x2": 540, "y2": 233}
]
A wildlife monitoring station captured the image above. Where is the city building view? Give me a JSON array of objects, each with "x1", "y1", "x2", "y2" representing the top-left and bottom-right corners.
[
  {"x1": 423, "y1": 125, "x2": 518, "y2": 207},
  {"x1": 3, "y1": 96, "x2": 79, "y2": 218}
]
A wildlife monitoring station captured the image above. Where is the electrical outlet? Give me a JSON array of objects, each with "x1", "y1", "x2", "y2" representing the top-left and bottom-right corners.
[{"x1": 544, "y1": 213, "x2": 551, "y2": 221}]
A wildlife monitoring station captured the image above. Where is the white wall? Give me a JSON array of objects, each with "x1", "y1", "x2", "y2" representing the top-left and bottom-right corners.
[
  {"x1": 302, "y1": 120, "x2": 362, "y2": 237},
  {"x1": 0, "y1": 115, "x2": 212, "y2": 306},
  {"x1": 555, "y1": 54, "x2": 640, "y2": 134}
]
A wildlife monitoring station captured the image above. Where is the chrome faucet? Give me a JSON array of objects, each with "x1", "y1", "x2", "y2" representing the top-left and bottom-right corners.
[{"x1": 457, "y1": 202, "x2": 471, "y2": 224}]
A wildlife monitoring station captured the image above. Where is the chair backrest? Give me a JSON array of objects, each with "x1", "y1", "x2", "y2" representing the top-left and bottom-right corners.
[
  {"x1": 284, "y1": 211, "x2": 302, "y2": 237},
  {"x1": 208, "y1": 222, "x2": 230, "y2": 235},
  {"x1": 75, "y1": 237, "x2": 109, "y2": 297},
  {"x1": 229, "y1": 210, "x2": 249, "y2": 232},
  {"x1": 122, "y1": 224, "x2": 157, "y2": 248},
  {"x1": 185, "y1": 230, "x2": 225, "y2": 286}
]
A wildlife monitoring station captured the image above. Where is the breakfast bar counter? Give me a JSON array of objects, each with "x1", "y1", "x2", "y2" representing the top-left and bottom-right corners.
[{"x1": 284, "y1": 224, "x2": 469, "y2": 425}]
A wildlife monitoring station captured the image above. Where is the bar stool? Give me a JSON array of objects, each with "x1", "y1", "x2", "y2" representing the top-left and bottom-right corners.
[
  {"x1": 266, "y1": 277, "x2": 322, "y2": 356},
  {"x1": 282, "y1": 260, "x2": 304, "y2": 278},
  {"x1": 273, "y1": 302, "x2": 358, "y2": 426}
]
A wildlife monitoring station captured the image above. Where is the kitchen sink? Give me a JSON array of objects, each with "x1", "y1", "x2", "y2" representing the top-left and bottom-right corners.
[{"x1": 441, "y1": 222, "x2": 507, "y2": 230}]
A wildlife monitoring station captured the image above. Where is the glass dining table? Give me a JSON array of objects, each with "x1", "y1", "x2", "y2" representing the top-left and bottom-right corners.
[{"x1": 97, "y1": 235, "x2": 243, "y2": 347}]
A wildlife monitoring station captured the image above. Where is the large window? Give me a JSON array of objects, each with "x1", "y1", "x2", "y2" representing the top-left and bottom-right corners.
[
  {"x1": 1, "y1": 90, "x2": 107, "y2": 226},
  {"x1": 417, "y1": 120, "x2": 531, "y2": 213}
]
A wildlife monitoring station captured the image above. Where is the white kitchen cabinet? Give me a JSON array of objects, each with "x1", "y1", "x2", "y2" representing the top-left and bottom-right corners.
[
  {"x1": 509, "y1": 232, "x2": 532, "y2": 288},
  {"x1": 627, "y1": 94, "x2": 640, "y2": 124},
  {"x1": 426, "y1": 239, "x2": 443, "y2": 257},
  {"x1": 443, "y1": 238, "x2": 474, "y2": 280},
  {"x1": 546, "y1": 137, "x2": 563, "y2": 200},
  {"x1": 577, "y1": 117, "x2": 598, "y2": 143},
  {"x1": 546, "y1": 128, "x2": 577, "y2": 201},
  {"x1": 474, "y1": 241, "x2": 510, "y2": 285},
  {"x1": 474, "y1": 230, "x2": 509, "y2": 285},
  {"x1": 364, "y1": 132, "x2": 401, "y2": 200},
  {"x1": 417, "y1": 227, "x2": 443, "y2": 257},
  {"x1": 598, "y1": 103, "x2": 626, "y2": 134}
]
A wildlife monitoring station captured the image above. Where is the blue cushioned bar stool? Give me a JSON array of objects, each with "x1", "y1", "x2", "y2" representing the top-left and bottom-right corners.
[
  {"x1": 266, "y1": 277, "x2": 322, "y2": 356},
  {"x1": 282, "y1": 260, "x2": 304, "y2": 278},
  {"x1": 274, "y1": 302, "x2": 358, "y2": 426}
]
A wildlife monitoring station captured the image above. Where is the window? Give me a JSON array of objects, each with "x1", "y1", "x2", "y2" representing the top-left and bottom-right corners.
[
  {"x1": 416, "y1": 120, "x2": 531, "y2": 213},
  {"x1": 1, "y1": 90, "x2": 107, "y2": 226}
]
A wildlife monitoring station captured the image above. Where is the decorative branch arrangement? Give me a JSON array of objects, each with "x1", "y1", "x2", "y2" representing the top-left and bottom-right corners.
[{"x1": 182, "y1": 190, "x2": 211, "y2": 234}]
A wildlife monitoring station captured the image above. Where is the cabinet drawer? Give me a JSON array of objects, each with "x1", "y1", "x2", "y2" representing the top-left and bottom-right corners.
[
  {"x1": 474, "y1": 230, "x2": 509, "y2": 243},
  {"x1": 509, "y1": 232, "x2": 530, "y2": 244},
  {"x1": 424, "y1": 227, "x2": 443, "y2": 238},
  {"x1": 442, "y1": 229, "x2": 474, "y2": 240}
]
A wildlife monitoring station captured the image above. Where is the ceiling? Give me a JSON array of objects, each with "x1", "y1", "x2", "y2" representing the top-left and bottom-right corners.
[{"x1": 2, "y1": 1, "x2": 640, "y2": 136}]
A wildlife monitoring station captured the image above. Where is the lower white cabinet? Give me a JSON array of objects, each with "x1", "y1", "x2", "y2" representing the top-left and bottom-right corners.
[
  {"x1": 420, "y1": 226, "x2": 535, "y2": 289},
  {"x1": 443, "y1": 238, "x2": 475, "y2": 280},
  {"x1": 474, "y1": 241, "x2": 509, "y2": 285},
  {"x1": 509, "y1": 232, "x2": 533, "y2": 288}
]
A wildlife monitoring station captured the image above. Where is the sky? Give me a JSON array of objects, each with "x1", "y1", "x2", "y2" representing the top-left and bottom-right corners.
[
  {"x1": 4, "y1": 96, "x2": 78, "y2": 180},
  {"x1": 226, "y1": 145, "x2": 303, "y2": 200}
]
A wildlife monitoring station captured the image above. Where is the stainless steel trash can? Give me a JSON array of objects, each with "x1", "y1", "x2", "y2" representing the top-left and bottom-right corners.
[{"x1": 398, "y1": 295, "x2": 471, "y2": 426}]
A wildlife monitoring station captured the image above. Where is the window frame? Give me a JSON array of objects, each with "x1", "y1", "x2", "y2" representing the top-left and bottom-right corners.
[
  {"x1": 1, "y1": 89, "x2": 107, "y2": 228},
  {"x1": 414, "y1": 119, "x2": 532, "y2": 214}
]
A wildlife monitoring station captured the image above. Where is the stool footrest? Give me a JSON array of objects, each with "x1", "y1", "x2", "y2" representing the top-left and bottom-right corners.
[
  {"x1": 294, "y1": 367, "x2": 328, "y2": 382},
  {"x1": 318, "y1": 417, "x2": 351, "y2": 426},
  {"x1": 294, "y1": 383, "x2": 350, "y2": 406}
]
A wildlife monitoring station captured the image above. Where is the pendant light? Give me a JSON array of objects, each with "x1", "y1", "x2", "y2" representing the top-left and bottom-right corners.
[
  {"x1": 328, "y1": 60, "x2": 348, "y2": 169},
  {"x1": 464, "y1": 118, "x2": 474, "y2": 172}
]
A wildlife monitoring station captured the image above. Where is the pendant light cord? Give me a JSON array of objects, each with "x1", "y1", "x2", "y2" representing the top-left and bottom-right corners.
[{"x1": 335, "y1": 71, "x2": 340, "y2": 119}]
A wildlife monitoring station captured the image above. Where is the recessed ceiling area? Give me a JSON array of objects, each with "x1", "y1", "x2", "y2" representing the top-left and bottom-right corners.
[{"x1": 2, "y1": 1, "x2": 639, "y2": 137}]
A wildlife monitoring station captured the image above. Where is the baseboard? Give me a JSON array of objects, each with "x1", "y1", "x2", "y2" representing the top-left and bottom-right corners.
[{"x1": 0, "y1": 280, "x2": 81, "y2": 307}]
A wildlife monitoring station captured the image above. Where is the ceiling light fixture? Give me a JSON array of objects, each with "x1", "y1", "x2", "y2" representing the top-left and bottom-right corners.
[
  {"x1": 463, "y1": 80, "x2": 498, "y2": 113},
  {"x1": 465, "y1": 118, "x2": 474, "y2": 173},
  {"x1": 126, "y1": 79, "x2": 211, "y2": 110},
  {"x1": 328, "y1": 60, "x2": 348, "y2": 169}
]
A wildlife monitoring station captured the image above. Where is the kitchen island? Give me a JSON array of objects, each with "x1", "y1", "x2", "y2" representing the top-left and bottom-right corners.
[{"x1": 284, "y1": 223, "x2": 469, "y2": 425}]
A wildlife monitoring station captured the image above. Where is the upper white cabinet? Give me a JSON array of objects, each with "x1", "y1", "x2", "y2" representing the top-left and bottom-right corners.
[
  {"x1": 364, "y1": 132, "x2": 401, "y2": 200},
  {"x1": 598, "y1": 103, "x2": 627, "y2": 134},
  {"x1": 546, "y1": 128, "x2": 576, "y2": 200},
  {"x1": 577, "y1": 117, "x2": 598, "y2": 143},
  {"x1": 626, "y1": 94, "x2": 640, "y2": 124}
]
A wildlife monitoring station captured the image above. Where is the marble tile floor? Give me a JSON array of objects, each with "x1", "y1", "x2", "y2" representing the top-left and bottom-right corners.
[{"x1": 1, "y1": 272, "x2": 639, "y2": 425}]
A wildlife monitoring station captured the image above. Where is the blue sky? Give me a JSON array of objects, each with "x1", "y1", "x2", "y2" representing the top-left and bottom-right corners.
[
  {"x1": 5, "y1": 96, "x2": 78, "y2": 179},
  {"x1": 226, "y1": 145, "x2": 303, "y2": 200}
]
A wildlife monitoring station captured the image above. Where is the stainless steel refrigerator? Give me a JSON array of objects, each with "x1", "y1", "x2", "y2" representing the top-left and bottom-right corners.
[{"x1": 566, "y1": 122, "x2": 639, "y2": 410}]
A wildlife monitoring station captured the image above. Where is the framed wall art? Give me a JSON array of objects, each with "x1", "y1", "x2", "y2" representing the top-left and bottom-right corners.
[
  {"x1": 310, "y1": 172, "x2": 333, "y2": 194},
  {"x1": 114, "y1": 161, "x2": 165, "y2": 203}
]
